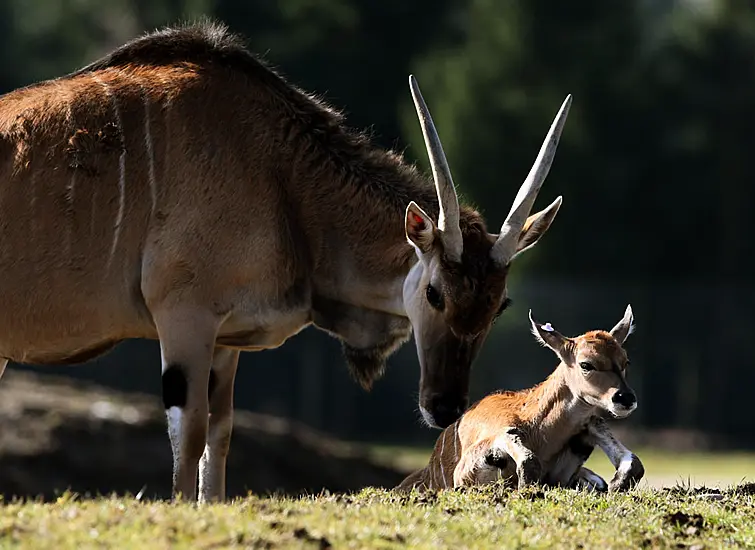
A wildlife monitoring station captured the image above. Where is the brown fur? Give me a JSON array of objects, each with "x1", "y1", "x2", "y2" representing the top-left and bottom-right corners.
[
  {"x1": 397, "y1": 309, "x2": 644, "y2": 493},
  {"x1": 0, "y1": 21, "x2": 566, "y2": 501}
]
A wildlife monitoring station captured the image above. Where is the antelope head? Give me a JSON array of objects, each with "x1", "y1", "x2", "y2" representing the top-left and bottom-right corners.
[
  {"x1": 529, "y1": 305, "x2": 638, "y2": 419},
  {"x1": 404, "y1": 75, "x2": 571, "y2": 429}
]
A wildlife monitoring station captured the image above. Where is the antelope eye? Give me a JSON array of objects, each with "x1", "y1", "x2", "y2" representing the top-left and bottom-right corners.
[
  {"x1": 426, "y1": 284, "x2": 444, "y2": 311},
  {"x1": 579, "y1": 362, "x2": 595, "y2": 372}
]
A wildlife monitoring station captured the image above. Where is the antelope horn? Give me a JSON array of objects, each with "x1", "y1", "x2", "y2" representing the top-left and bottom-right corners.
[
  {"x1": 409, "y1": 75, "x2": 463, "y2": 262},
  {"x1": 491, "y1": 94, "x2": 572, "y2": 266}
]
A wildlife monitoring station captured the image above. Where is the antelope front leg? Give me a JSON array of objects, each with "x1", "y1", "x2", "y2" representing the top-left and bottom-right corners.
[
  {"x1": 156, "y1": 307, "x2": 221, "y2": 502},
  {"x1": 588, "y1": 417, "x2": 644, "y2": 492},
  {"x1": 199, "y1": 347, "x2": 239, "y2": 503},
  {"x1": 494, "y1": 428, "x2": 541, "y2": 490}
]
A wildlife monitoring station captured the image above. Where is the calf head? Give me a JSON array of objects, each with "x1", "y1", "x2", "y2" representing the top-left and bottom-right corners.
[{"x1": 529, "y1": 305, "x2": 637, "y2": 419}]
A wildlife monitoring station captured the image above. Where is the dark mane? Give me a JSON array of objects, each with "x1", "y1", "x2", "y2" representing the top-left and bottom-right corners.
[
  {"x1": 67, "y1": 20, "x2": 481, "y2": 233},
  {"x1": 70, "y1": 21, "x2": 439, "y2": 212},
  {"x1": 71, "y1": 19, "x2": 264, "y2": 78}
]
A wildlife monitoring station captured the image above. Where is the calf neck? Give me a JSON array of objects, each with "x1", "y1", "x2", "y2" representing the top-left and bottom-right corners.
[{"x1": 397, "y1": 305, "x2": 645, "y2": 493}]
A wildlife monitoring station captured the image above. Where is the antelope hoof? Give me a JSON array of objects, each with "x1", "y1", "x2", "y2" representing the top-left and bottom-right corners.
[
  {"x1": 609, "y1": 454, "x2": 645, "y2": 492},
  {"x1": 517, "y1": 456, "x2": 542, "y2": 489}
]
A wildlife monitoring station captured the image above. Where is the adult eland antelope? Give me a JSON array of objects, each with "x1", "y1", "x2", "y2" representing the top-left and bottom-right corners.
[{"x1": 0, "y1": 22, "x2": 572, "y2": 502}]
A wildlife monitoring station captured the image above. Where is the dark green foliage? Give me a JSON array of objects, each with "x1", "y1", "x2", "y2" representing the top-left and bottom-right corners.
[{"x1": 4, "y1": 0, "x2": 755, "y2": 445}]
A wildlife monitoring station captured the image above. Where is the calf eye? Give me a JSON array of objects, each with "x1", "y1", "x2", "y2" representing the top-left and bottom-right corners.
[
  {"x1": 426, "y1": 284, "x2": 444, "y2": 311},
  {"x1": 579, "y1": 362, "x2": 595, "y2": 372}
]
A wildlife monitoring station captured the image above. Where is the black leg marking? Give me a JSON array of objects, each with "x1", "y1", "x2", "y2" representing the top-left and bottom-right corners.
[
  {"x1": 162, "y1": 365, "x2": 188, "y2": 409},
  {"x1": 208, "y1": 369, "x2": 217, "y2": 401}
]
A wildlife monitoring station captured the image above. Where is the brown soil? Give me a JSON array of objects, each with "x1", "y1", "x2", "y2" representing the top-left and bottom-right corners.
[{"x1": 0, "y1": 370, "x2": 407, "y2": 501}]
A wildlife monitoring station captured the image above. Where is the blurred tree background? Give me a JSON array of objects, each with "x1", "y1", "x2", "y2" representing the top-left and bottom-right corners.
[{"x1": 2, "y1": 0, "x2": 754, "y2": 448}]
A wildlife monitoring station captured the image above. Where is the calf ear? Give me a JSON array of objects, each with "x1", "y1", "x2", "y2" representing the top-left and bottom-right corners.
[
  {"x1": 609, "y1": 304, "x2": 635, "y2": 344},
  {"x1": 529, "y1": 309, "x2": 573, "y2": 364},
  {"x1": 405, "y1": 201, "x2": 437, "y2": 255}
]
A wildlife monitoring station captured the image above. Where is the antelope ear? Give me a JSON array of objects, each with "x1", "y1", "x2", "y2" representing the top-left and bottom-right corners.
[
  {"x1": 529, "y1": 309, "x2": 572, "y2": 363},
  {"x1": 405, "y1": 201, "x2": 437, "y2": 255},
  {"x1": 509, "y1": 196, "x2": 562, "y2": 263},
  {"x1": 609, "y1": 304, "x2": 635, "y2": 344}
]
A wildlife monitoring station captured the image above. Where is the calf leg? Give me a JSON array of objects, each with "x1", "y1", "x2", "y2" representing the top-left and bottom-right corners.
[
  {"x1": 545, "y1": 429, "x2": 607, "y2": 492},
  {"x1": 492, "y1": 428, "x2": 541, "y2": 489},
  {"x1": 588, "y1": 417, "x2": 644, "y2": 492},
  {"x1": 156, "y1": 307, "x2": 221, "y2": 501},
  {"x1": 199, "y1": 347, "x2": 239, "y2": 503},
  {"x1": 572, "y1": 467, "x2": 608, "y2": 491},
  {"x1": 453, "y1": 438, "x2": 498, "y2": 487}
]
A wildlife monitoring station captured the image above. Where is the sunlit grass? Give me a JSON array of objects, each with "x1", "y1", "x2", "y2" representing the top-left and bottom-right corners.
[{"x1": 0, "y1": 484, "x2": 752, "y2": 549}]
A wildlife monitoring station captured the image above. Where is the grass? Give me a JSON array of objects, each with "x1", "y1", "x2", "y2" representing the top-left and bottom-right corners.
[
  {"x1": 0, "y1": 484, "x2": 753, "y2": 549},
  {"x1": 1, "y1": 447, "x2": 753, "y2": 549}
]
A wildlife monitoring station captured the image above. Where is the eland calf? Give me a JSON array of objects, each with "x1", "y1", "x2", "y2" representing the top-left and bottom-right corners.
[
  {"x1": 397, "y1": 306, "x2": 645, "y2": 493},
  {"x1": 0, "y1": 21, "x2": 572, "y2": 501}
]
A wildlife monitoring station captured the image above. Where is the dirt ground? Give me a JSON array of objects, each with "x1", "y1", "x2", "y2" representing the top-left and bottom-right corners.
[{"x1": 0, "y1": 370, "x2": 407, "y2": 501}]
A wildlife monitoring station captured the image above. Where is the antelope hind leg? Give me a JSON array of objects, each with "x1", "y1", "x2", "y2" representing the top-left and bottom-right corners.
[
  {"x1": 156, "y1": 307, "x2": 221, "y2": 502},
  {"x1": 589, "y1": 417, "x2": 645, "y2": 492},
  {"x1": 199, "y1": 347, "x2": 239, "y2": 503}
]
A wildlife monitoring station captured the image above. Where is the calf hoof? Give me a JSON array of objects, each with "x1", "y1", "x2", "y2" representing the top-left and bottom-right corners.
[
  {"x1": 574, "y1": 467, "x2": 608, "y2": 492},
  {"x1": 609, "y1": 454, "x2": 645, "y2": 492},
  {"x1": 517, "y1": 456, "x2": 543, "y2": 490}
]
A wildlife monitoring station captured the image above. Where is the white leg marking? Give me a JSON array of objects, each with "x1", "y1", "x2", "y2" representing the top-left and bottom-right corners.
[
  {"x1": 618, "y1": 453, "x2": 634, "y2": 476},
  {"x1": 199, "y1": 414, "x2": 233, "y2": 501},
  {"x1": 93, "y1": 76, "x2": 126, "y2": 270},
  {"x1": 143, "y1": 94, "x2": 157, "y2": 216},
  {"x1": 166, "y1": 406, "x2": 183, "y2": 475},
  {"x1": 0, "y1": 359, "x2": 7, "y2": 380}
]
